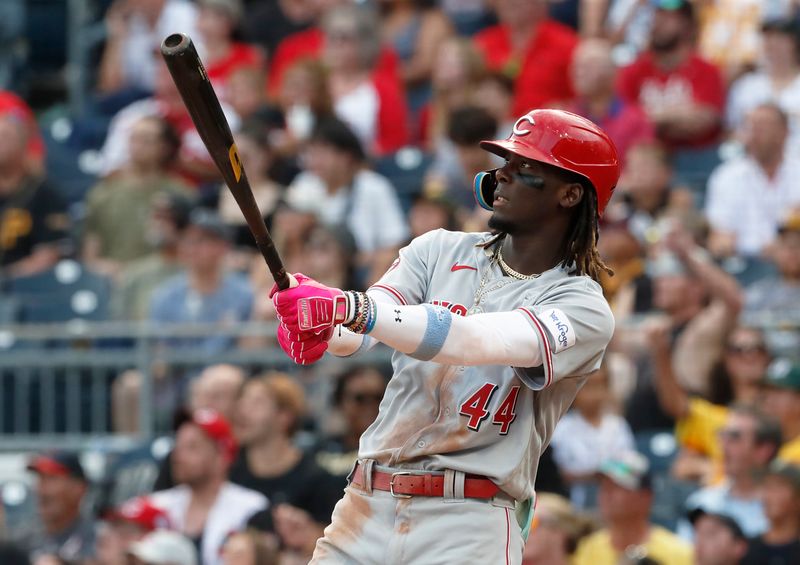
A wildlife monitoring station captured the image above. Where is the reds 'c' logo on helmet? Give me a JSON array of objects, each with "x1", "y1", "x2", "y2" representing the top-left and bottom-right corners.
[{"x1": 475, "y1": 109, "x2": 620, "y2": 216}]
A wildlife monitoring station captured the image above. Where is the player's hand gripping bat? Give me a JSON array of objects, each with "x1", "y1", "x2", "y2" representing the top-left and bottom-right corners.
[{"x1": 160, "y1": 33, "x2": 290, "y2": 290}]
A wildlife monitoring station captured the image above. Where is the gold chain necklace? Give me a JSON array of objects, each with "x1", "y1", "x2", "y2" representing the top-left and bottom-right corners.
[{"x1": 497, "y1": 247, "x2": 539, "y2": 280}]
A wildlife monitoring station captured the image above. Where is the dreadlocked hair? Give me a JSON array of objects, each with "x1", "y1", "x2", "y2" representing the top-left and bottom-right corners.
[{"x1": 559, "y1": 177, "x2": 613, "y2": 283}]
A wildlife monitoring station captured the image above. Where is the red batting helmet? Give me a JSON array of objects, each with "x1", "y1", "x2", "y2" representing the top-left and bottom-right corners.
[{"x1": 474, "y1": 109, "x2": 620, "y2": 216}]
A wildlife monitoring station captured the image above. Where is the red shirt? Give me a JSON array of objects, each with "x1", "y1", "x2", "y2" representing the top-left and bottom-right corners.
[
  {"x1": 0, "y1": 91, "x2": 45, "y2": 163},
  {"x1": 372, "y1": 75, "x2": 409, "y2": 155},
  {"x1": 565, "y1": 99, "x2": 655, "y2": 165},
  {"x1": 206, "y1": 42, "x2": 264, "y2": 100},
  {"x1": 267, "y1": 28, "x2": 401, "y2": 99},
  {"x1": 474, "y1": 21, "x2": 578, "y2": 117},
  {"x1": 616, "y1": 52, "x2": 725, "y2": 149}
]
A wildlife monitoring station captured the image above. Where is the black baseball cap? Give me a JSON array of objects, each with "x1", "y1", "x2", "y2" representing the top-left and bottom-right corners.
[
  {"x1": 688, "y1": 506, "x2": 746, "y2": 540},
  {"x1": 309, "y1": 117, "x2": 365, "y2": 161},
  {"x1": 762, "y1": 16, "x2": 800, "y2": 35},
  {"x1": 187, "y1": 208, "x2": 232, "y2": 242},
  {"x1": 27, "y1": 451, "x2": 87, "y2": 482}
]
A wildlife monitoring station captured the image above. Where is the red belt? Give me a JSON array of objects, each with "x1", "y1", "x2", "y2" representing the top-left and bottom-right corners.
[{"x1": 351, "y1": 462, "x2": 500, "y2": 499}]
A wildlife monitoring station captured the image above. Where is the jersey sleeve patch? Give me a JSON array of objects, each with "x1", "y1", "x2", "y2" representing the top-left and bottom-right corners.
[{"x1": 539, "y1": 308, "x2": 576, "y2": 354}]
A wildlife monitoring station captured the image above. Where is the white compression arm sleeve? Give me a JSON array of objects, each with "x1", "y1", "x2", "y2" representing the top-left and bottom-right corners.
[{"x1": 366, "y1": 302, "x2": 543, "y2": 367}]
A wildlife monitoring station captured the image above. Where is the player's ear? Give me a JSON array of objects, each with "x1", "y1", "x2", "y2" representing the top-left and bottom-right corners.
[{"x1": 558, "y1": 182, "x2": 584, "y2": 210}]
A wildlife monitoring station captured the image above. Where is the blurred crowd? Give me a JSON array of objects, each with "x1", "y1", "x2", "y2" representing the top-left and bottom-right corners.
[{"x1": 2, "y1": 0, "x2": 800, "y2": 564}]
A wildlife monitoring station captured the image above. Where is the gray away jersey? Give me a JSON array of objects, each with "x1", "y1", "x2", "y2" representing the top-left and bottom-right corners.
[{"x1": 359, "y1": 229, "x2": 615, "y2": 502}]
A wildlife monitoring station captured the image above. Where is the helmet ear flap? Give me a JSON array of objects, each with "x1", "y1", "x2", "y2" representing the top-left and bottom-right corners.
[{"x1": 474, "y1": 169, "x2": 499, "y2": 211}]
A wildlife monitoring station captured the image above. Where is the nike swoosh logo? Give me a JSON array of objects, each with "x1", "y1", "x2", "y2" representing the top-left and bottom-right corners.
[{"x1": 451, "y1": 263, "x2": 478, "y2": 272}]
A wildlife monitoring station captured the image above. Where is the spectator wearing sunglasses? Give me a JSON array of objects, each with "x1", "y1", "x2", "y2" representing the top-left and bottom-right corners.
[
  {"x1": 761, "y1": 359, "x2": 800, "y2": 466},
  {"x1": 315, "y1": 365, "x2": 389, "y2": 484},
  {"x1": 680, "y1": 404, "x2": 782, "y2": 540},
  {"x1": 652, "y1": 326, "x2": 771, "y2": 484}
]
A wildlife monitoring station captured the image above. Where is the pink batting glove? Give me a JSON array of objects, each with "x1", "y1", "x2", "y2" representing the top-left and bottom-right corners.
[
  {"x1": 276, "y1": 323, "x2": 331, "y2": 365},
  {"x1": 269, "y1": 273, "x2": 349, "y2": 333}
]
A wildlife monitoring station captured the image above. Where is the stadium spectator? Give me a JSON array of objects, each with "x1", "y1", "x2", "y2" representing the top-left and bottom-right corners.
[
  {"x1": 690, "y1": 508, "x2": 749, "y2": 565},
  {"x1": 266, "y1": 2, "x2": 402, "y2": 102},
  {"x1": 127, "y1": 530, "x2": 198, "y2": 565},
  {"x1": 761, "y1": 359, "x2": 800, "y2": 465},
  {"x1": 315, "y1": 365, "x2": 389, "y2": 482},
  {"x1": 696, "y1": 1, "x2": 793, "y2": 81},
  {"x1": 0, "y1": 90, "x2": 45, "y2": 174},
  {"x1": 220, "y1": 528, "x2": 279, "y2": 565},
  {"x1": 97, "y1": 0, "x2": 200, "y2": 97},
  {"x1": 289, "y1": 224, "x2": 357, "y2": 291},
  {"x1": 98, "y1": 58, "x2": 240, "y2": 183},
  {"x1": 15, "y1": 452, "x2": 95, "y2": 563},
  {"x1": 623, "y1": 224, "x2": 743, "y2": 431},
  {"x1": 379, "y1": 0, "x2": 454, "y2": 111},
  {"x1": 474, "y1": 0, "x2": 578, "y2": 116},
  {"x1": 407, "y1": 194, "x2": 458, "y2": 239},
  {"x1": 595, "y1": 220, "x2": 649, "y2": 316},
  {"x1": 471, "y1": 71, "x2": 516, "y2": 137},
  {"x1": 282, "y1": 118, "x2": 408, "y2": 286},
  {"x1": 616, "y1": 0, "x2": 725, "y2": 153},
  {"x1": 742, "y1": 460, "x2": 800, "y2": 565},
  {"x1": 726, "y1": 16, "x2": 800, "y2": 152},
  {"x1": 150, "y1": 410, "x2": 267, "y2": 565},
  {"x1": 231, "y1": 373, "x2": 341, "y2": 559},
  {"x1": 96, "y1": 497, "x2": 171, "y2": 565},
  {"x1": 224, "y1": 68, "x2": 273, "y2": 124},
  {"x1": 743, "y1": 209, "x2": 800, "y2": 325},
  {"x1": 82, "y1": 115, "x2": 188, "y2": 279},
  {"x1": 148, "y1": 364, "x2": 247, "y2": 490},
  {"x1": 149, "y1": 209, "x2": 254, "y2": 353},
  {"x1": 195, "y1": 0, "x2": 263, "y2": 102},
  {"x1": 239, "y1": 0, "x2": 314, "y2": 58},
  {"x1": 522, "y1": 492, "x2": 596, "y2": 565},
  {"x1": 212, "y1": 123, "x2": 285, "y2": 268},
  {"x1": 0, "y1": 114, "x2": 70, "y2": 279},
  {"x1": 609, "y1": 142, "x2": 688, "y2": 245},
  {"x1": 681, "y1": 405, "x2": 781, "y2": 539},
  {"x1": 321, "y1": 4, "x2": 409, "y2": 155},
  {"x1": 551, "y1": 363, "x2": 636, "y2": 509},
  {"x1": 110, "y1": 192, "x2": 194, "y2": 321},
  {"x1": 572, "y1": 451, "x2": 692, "y2": 565},
  {"x1": 706, "y1": 103, "x2": 800, "y2": 258},
  {"x1": 418, "y1": 37, "x2": 486, "y2": 147},
  {"x1": 653, "y1": 325, "x2": 771, "y2": 484},
  {"x1": 563, "y1": 38, "x2": 655, "y2": 164},
  {"x1": 276, "y1": 59, "x2": 334, "y2": 147},
  {"x1": 424, "y1": 105, "x2": 498, "y2": 220}
]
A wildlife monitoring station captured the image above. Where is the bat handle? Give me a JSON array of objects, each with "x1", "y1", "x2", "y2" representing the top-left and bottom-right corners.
[{"x1": 255, "y1": 234, "x2": 291, "y2": 290}]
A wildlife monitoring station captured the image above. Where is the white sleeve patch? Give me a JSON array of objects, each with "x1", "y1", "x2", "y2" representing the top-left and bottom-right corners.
[{"x1": 540, "y1": 308, "x2": 576, "y2": 353}]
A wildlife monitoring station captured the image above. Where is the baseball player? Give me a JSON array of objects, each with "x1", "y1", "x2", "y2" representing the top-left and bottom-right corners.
[{"x1": 271, "y1": 109, "x2": 619, "y2": 564}]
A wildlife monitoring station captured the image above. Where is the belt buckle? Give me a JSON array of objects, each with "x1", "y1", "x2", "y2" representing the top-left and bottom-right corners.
[{"x1": 389, "y1": 471, "x2": 413, "y2": 499}]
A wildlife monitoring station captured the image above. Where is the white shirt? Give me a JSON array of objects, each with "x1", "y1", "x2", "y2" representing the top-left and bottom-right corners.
[
  {"x1": 122, "y1": 0, "x2": 201, "y2": 91},
  {"x1": 705, "y1": 152, "x2": 800, "y2": 255},
  {"x1": 333, "y1": 81, "x2": 379, "y2": 154},
  {"x1": 285, "y1": 169, "x2": 409, "y2": 253},
  {"x1": 150, "y1": 482, "x2": 268, "y2": 565},
  {"x1": 727, "y1": 71, "x2": 800, "y2": 152}
]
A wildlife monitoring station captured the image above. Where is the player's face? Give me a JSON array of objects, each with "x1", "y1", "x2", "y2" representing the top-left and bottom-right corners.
[{"x1": 488, "y1": 155, "x2": 581, "y2": 235}]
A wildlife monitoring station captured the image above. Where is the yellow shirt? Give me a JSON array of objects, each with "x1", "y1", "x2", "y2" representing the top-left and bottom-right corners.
[
  {"x1": 778, "y1": 436, "x2": 800, "y2": 465},
  {"x1": 676, "y1": 397, "x2": 729, "y2": 459},
  {"x1": 573, "y1": 526, "x2": 693, "y2": 565}
]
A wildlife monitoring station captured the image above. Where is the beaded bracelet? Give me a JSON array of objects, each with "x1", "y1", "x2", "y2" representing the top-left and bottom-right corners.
[{"x1": 344, "y1": 291, "x2": 375, "y2": 334}]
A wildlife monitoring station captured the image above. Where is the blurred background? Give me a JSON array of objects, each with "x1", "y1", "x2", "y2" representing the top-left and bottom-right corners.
[{"x1": 1, "y1": 0, "x2": 800, "y2": 564}]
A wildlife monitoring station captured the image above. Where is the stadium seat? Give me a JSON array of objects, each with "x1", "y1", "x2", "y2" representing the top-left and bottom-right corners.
[
  {"x1": 372, "y1": 147, "x2": 432, "y2": 214},
  {"x1": 5, "y1": 260, "x2": 111, "y2": 324}
]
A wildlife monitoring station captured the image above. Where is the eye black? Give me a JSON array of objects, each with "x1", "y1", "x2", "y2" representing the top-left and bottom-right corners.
[{"x1": 514, "y1": 173, "x2": 546, "y2": 190}]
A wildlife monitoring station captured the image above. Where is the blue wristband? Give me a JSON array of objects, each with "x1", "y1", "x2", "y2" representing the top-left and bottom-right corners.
[{"x1": 411, "y1": 305, "x2": 452, "y2": 361}]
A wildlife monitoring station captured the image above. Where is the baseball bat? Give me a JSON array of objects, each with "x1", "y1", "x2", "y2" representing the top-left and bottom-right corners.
[{"x1": 160, "y1": 33, "x2": 290, "y2": 290}]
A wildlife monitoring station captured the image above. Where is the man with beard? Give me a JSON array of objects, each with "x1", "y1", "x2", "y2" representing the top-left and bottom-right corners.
[
  {"x1": 15, "y1": 451, "x2": 96, "y2": 563},
  {"x1": 617, "y1": 0, "x2": 725, "y2": 153},
  {"x1": 150, "y1": 410, "x2": 267, "y2": 565}
]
